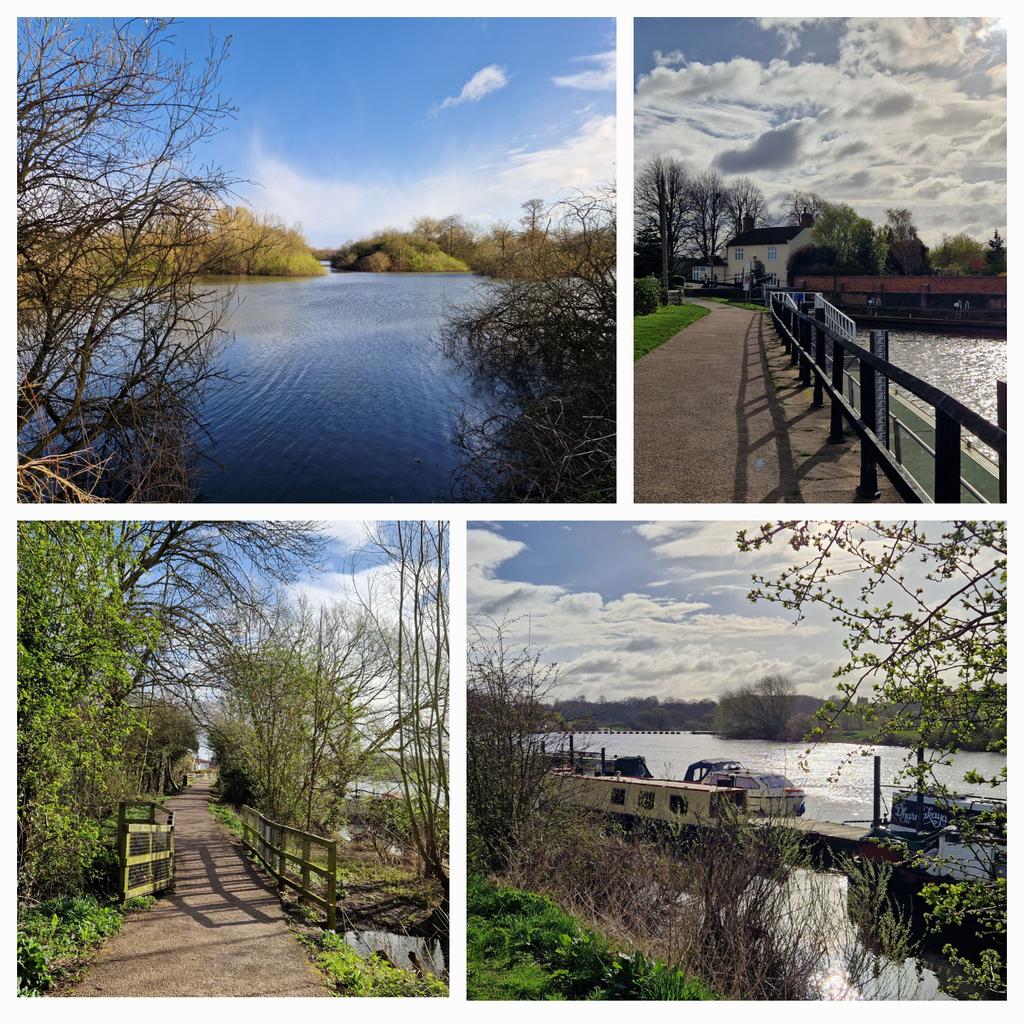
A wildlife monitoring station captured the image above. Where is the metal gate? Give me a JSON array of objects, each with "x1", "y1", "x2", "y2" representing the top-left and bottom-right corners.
[{"x1": 118, "y1": 801, "x2": 174, "y2": 901}]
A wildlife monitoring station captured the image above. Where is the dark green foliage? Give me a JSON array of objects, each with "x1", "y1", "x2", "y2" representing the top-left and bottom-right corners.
[
  {"x1": 467, "y1": 877, "x2": 716, "y2": 1001},
  {"x1": 634, "y1": 276, "x2": 661, "y2": 316},
  {"x1": 17, "y1": 894, "x2": 154, "y2": 995},
  {"x1": 984, "y1": 230, "x2": 1006, "y2": 275}
]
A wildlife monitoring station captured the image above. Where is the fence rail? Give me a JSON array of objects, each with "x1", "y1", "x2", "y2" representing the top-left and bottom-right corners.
[
  {"x1": 768, "y1": 294, "x2": 1006, "y2": 503},
  {"x1": 118, "y1": 801, "x2": 174, "y2": 901},
  {"x1": 240, "y1": 805, "x2": 337, "y2": 929}
]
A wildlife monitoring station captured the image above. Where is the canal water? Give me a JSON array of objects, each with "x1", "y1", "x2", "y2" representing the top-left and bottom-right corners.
[
  {"x1": 886, "y1": 330, "x2": 1006, "y2": 426},
  {"x1": 566, "y1": 732, "x2": 1006, "y2": 999},
  {"x1": 194, "y1": 270, "x2": 487, "y2": 502}
]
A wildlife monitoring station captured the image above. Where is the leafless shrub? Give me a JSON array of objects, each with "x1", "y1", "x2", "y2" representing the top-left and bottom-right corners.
[
  {"x1": 441, "y1": 189, "x2": 615, "y2": 502},
  {"x1": 17, "y1": 17, "x2": 238, "y2": 501}
]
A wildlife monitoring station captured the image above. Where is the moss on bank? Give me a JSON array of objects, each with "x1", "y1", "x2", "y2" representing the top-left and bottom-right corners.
[{"x1": 468, "y1": 876, "x2": 717, "y2": 1001}]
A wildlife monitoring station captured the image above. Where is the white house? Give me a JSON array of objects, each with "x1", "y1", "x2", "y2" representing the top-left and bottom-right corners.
[{"x1": 725, "y1": 211, "x2": 815, "y2": 287}]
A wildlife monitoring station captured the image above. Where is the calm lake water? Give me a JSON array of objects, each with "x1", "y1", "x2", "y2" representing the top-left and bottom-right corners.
[
  {"x1": 887, "y1": 331, "x2": 1006, "y2": 425},
  {"x1": 568, "y1": 732, "x2": 1006, "y2": 1000},
  {"x1": 194, "y1": 270, "x2": 486, "y2": 501}
]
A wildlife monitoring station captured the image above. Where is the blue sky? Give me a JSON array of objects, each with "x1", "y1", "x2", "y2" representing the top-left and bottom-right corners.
[
  {"x1": 163, "y1": 18, "x2": 615, "y2": 245},
  {"x1": 634, "y1": 18, "x2": 1006, "y2": 244},
  {"x1": 468, "y1": 521, "x2": 978, "y2": 703}
]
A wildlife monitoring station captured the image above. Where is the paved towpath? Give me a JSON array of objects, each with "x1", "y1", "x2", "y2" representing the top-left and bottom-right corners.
[
  {"x1": 634, "y1": 299, "x2": 897, "y2": 503},
  {"x1": 72, "y1": 783, "x2": 327, "y2": 997}
]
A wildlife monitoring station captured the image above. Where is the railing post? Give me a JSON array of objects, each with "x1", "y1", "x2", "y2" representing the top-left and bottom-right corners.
[
  {"x1": 812, "y1": 306, "x2": 826, "y2": 408},
  {"x1": 829, "y1": 340, "x2": 846, "y2": 444},
  {"x1": 798, "y1": 314, "x2": 811, "y2": 387},
  {"x1": 858, "y1": 359, "x2": 881, "y2": 499},
  {"x1": 168, "y1": 810, "x2": 175, "y2": 888},
  {"x1": 934, "y1": 408, "x2": 962, "y2": 503},
  {"x1": 997, "y1": 379, "x2": 1006, "y2": 503},
  {"x1": 326, "y1": 841, "x2": 337, "y2": 931}
]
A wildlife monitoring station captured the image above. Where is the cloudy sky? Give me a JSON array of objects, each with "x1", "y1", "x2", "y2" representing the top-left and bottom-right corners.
[
  {"x1": 634, "y1": 18, "x2": 1006, "y2": 245},
  {"x1": 168, "y1": 18, "x2": 615, "y2": 246},
  {"x1": 468, "y1": 521, "x2": 971, "y2": 703}
]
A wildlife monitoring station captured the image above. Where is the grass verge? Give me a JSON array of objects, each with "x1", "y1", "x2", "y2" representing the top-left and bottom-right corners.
[
  {"x1": 17, "y1": 894, "x2": 156, "y2": 996},
  {"x1": 467, "y1": 876, "x2": 717, "y2": 1000},
  {"x1": 634, "y1": 304, "x2": 711, "y2": 360},
  {"x1": 704, "y1": 296, "x2": 768, "y2": 311},
  {"x1": 299, "y1": 930, "x2": 448, "y2": 997}
]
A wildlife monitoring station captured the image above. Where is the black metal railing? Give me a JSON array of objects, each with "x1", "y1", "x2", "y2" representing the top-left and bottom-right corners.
[{"x1": 769, "y1": 294, "x2": 1006, "y2": 503}]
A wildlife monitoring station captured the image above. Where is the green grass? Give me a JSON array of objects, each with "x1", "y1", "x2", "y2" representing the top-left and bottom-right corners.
[
  {"x1": 300, "y1": 930, "x2": 448, "y2": 997},
  {"x1": 704, "y1": 296, "x2": 768, "y2": 311},
  {"x1": 17, "y1": 894, "x2": 155, "y2": 996},
  {"x1": 634, "y1": 303, "x2": 711, "y2": 360},
  {"x1": 208, "y1": 801, "x2": 244, "y2": 837},
  {"x1": 467, "y1": 876, "x2": 717, "y2": 1001}
]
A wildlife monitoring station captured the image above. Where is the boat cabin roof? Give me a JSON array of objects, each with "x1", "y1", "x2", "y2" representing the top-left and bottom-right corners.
[{"x1": 556, "y1": 770, "x2": 741, "y2": 795}]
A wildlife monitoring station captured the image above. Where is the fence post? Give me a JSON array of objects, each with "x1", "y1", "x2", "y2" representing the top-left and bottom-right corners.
[
  {"x1": 858, "y1": 359, "x2": 880, "y2": 499},
  {"x1": 168, "y1": 810, "x2": 175, "y2": 887},
  {"x1": 118, "y1": 802, "x2": 129, "y2": 902},
  {"x1": 302, "y1": 835, "x2": 310, "y2": 904},
  {"x1": 812, "y1": 306, "x2": 826, "y2": 408},
  {"x1": 326, "y1": 841, "x2": 337, "y2": 931},
  {"x1": 789, "y1": 310, "x2": 799, "y2": 366},
  {"x1": 277, "y1": 826, "x2": 286, "y2": 891},
  {"x1": 934, "y1": 408, "x2": 962, "y2": 503}
]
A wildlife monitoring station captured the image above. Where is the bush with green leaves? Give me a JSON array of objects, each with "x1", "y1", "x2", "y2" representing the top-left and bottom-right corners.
[
  {"x1": 634, "y1": 276, "x2": 662, "y2": 316},
  {"x1": 17, "y1": 894, "x2": 155, "y2": 995}
]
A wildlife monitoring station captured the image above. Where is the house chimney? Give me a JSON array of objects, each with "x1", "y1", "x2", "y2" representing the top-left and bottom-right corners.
[
  {"x1": 799, "y1": 207, "x2": 814, "y2": 228},
  {"x1": 742, "y1": 214, "x2": 755, "y2": 233}
]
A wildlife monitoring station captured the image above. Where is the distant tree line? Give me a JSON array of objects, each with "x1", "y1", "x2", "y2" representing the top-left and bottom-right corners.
[
  {"x1": 546, "y1": 679, "x2": 1002, "y2": 750},
  {"x1": 634, "y1": 154, "x2": 1006, "y2": 294}
]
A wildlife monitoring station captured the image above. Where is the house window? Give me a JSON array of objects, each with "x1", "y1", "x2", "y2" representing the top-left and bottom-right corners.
[
  {"x1": 638, "y1": 791, "x2": 656, "y2": 811},
  {"x1": 610, "y1": 788, "x2": 626, "y2": 806},
  {"x1": 767, "y1": 247, "x2": 778, "y2": 261},
  {"x1": 669, "y1": 795, "x2": 689, "y2": 815},
  {"x1": 734, "y1": 247, "x2": 744, "y2": 261}
]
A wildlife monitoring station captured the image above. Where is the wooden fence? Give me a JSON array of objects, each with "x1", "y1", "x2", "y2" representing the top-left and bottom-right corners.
[
  {"x1": 240, "y1": 805, "x2": 337, "y2": 929},
  {"x1": 118, "y1": 801, "x2": 174, "y2": 901}
]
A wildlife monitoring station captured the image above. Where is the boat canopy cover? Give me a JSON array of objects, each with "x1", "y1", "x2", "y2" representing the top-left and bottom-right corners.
[{"x1": 683, "y1": 758, "x2": 744, "y2": 782}]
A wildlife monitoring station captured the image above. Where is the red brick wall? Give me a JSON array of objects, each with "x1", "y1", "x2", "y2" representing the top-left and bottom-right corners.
[{"x1": 793, "y1": 275, "x2": 1006, "y2": 295}]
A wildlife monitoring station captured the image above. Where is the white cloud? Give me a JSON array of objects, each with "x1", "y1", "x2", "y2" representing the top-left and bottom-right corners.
[
  {"x1": 635, "y1": 18, "x2": 1006, "y2": 244},
  {"x1": 439, "y1": 64, "x2": 508, "y2": 110},
  {"x1": 552, "y1": 51, "x2": 615, "y2": 91},
  {"x1": 244, "y1": 114, "x2": 615, "y2": 245}
]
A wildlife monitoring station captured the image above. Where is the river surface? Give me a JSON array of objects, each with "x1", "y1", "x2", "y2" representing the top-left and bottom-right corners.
[
  {"x1": 886, "y1": 330, "x2": 1006, "y2": 425},
  {"x1": 567, "y1": 732, "x2": 1006, "y2": 999},
  {"x1": 572, "y1": 732, "x2": 1006, "y2": 824},
  {"x1": 194, "y1": 270, "x2": 487, "y2": 501}
]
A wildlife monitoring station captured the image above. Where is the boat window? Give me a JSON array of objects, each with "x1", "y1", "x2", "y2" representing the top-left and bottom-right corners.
[
  {"x1": 638, "y1": 791, "x2": 656, "y2": 810},
  {"x1": 669, "y1": 795, "x2": 689, "y2": 815},
  {"x1": 732, "y1": 777, "x2": 760, "y2": 789},
  {"x1": 610, "y1": 787, "x2": 626, "y2": 806},
  {"x1": 759, "y1": 775, "x2": 790, "y2": 789}
]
